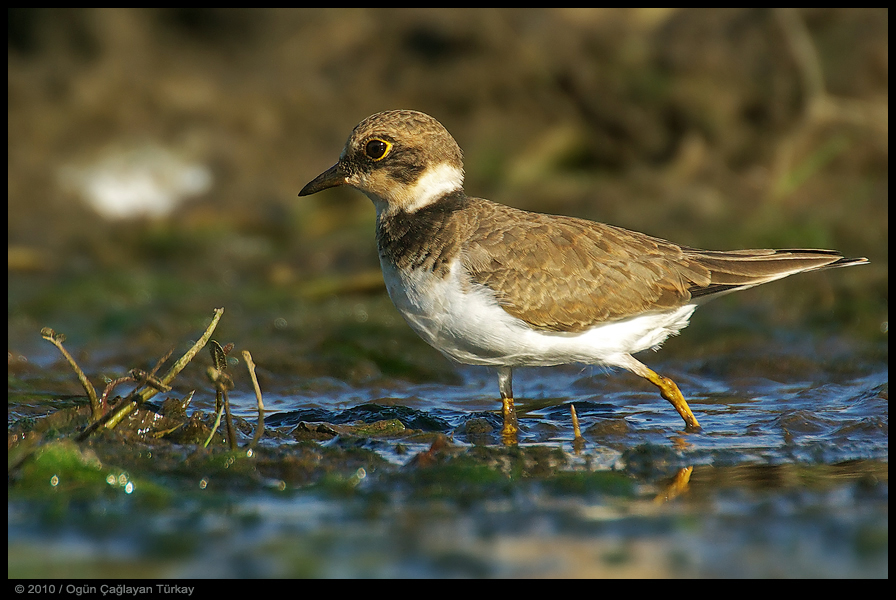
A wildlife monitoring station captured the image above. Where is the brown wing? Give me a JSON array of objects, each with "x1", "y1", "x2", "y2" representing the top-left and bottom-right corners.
[{"x1": 459, "y1": 198, "x2": 866, "y2": 332}]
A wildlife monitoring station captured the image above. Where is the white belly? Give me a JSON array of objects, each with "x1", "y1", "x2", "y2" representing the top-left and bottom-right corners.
[{"x1": 380, "y1": 257, "x2": 697, "y2": 369}]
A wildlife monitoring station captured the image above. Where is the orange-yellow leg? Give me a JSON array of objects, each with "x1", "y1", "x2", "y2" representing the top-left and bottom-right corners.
[
  {"x1": 620, "y1": 355, "x2": 701, "y2": 430},
  {"x1": 570, "y1": 404, "x2": 585, "y2": 453},
  {"x1": 655, "y1": 466, "x2": 694, "y2": 503},
  {"x1": 497, "y1": 366, "x2": 518, "y2": 439},
  {"x1": 645, "y1": 369, "x2": 700, "y2": 430}
]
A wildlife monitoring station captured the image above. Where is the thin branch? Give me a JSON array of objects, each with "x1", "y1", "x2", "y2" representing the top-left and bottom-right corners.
[
  {"x1": 41, "y1": 328, "x2": 102, "y2": 421},
  {"x1": 204, "y1": 398, "x2": 226, "y2": 449},
  {"x1": 243, "y1": 350, "x2": 266, "y2": 449},
  {"x1": 104, "y1": 307, "x2": 225, "y2": 430},
  {"x1": 206, "y1": 364, "x2": 236, "y2": 450},
  {"x1": 101, "y1": 374, "x2": 138, "y2": 411}
]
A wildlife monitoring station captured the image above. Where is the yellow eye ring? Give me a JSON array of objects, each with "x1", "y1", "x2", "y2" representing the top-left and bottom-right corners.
[{"x1": 365, "y1": 138, "x2": 393, "y2": 161}]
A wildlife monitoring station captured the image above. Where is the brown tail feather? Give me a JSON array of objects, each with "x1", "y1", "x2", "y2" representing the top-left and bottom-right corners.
[{"x1": 685, "y1": 249, "x2": 868, "y2": 299}]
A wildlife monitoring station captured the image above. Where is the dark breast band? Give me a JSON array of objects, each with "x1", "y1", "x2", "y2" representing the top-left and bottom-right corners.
[{"x1": 376, "y1": 191, "x2": 469, "y2": 278}]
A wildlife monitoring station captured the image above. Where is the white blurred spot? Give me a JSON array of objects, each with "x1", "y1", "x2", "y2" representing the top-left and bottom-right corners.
[{"x1": 60, "y1": 143, "x2": 212, "y2": 220}]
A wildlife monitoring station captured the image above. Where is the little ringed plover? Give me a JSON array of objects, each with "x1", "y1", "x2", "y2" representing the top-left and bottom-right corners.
[{"x1": 299, "y1": 109, "x2": 868, "y2": 438}]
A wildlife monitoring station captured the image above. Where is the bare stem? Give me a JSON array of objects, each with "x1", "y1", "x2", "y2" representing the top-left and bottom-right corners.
[
  {"x1": 104, "y1": 308, "x2": 225, "y2": 430},
  {"x1": 205, "y1": 365, "x2": 236, "y2": 450},
  {"x1": 222, "y1": 388, "x2": 237, "y2": 451},
  {"x1": 41, "y1": 328, "x2": 102, "y2": 421},
  {"x1": 243, "y1": 350, "x2": 266, "y2": 449},
  {"x1": 204, "y1": 402, "x2": 226, "y2": 449},
  {"x1": 77, "y1": 380, "x2": 147, "y2": 442}
]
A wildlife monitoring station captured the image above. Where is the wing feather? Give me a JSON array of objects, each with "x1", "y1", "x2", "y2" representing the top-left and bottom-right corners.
[{"x1": 459, "y1": 198, "x2": 865, "y2": 332}]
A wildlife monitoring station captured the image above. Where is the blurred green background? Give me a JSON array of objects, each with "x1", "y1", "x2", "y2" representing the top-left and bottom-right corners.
[{"x1": 8, "y1": 7, "x2": 887, "y2": 384}]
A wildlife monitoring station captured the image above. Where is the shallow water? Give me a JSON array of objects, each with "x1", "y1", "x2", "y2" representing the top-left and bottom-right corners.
[
  {"x1": 7, "y1": 291, "x2": 888, "y2": 579},
  {"x1": 8, "y1": 457, "x2": 888, "y2": 578},
  {"x1": 8, "y1": 326, "x2": 888, "y2": 578},
  {"x1": 236, "y1": 341, "x2": 888, "y2": 467}
]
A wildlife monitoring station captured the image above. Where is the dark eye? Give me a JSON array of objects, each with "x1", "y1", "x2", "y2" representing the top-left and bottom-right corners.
[{"x1": 365, "y1": 139, "x2": 392, "y2": 161}]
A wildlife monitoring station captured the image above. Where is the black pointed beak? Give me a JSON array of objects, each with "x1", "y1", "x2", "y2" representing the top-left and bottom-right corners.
[{"x1": 299, "y1": 163, "x2": 348, "y2": 196}]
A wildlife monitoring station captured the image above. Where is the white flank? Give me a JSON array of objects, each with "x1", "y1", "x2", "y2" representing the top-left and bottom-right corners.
[
  {"x1": 404, "y1": 163, "x2": 464, "y2": 212},
  {"x1": 381, "y1": 256, "x2": 698, "y2": 371}
]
